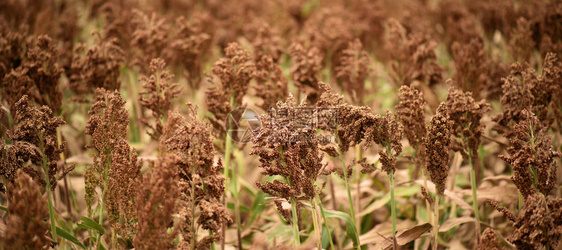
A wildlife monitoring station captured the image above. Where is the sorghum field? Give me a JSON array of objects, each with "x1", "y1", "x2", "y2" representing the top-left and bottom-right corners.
[{"x1": 1, "y1": 0, "x2": 562, "y2": 249}]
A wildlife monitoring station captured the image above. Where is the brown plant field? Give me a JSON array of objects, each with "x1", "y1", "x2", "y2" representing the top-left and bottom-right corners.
[{"x1": 1, "y1": 0, "x2": 562, "y2": 249}]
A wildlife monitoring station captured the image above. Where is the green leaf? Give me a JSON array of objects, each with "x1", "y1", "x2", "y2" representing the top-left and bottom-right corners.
[
  {"x1": 78, "y1": 216, "x2": 105, "y2": 235},
  {"x1": 321, "y1": 225, "x2": 331, "y2": 249},
  {"x1": 56, "y1": 227, "x2": 86, "y2": 249},
  {"x1": 0, "y1": 205, "x2": 7, "y2": 212},
  {"x1": 246, "y1": 190, "x2": 267, "y2": 227},
  {"x1": 359, "y1": 185, "x2": 420, "y2": 217},
  {"x1": 227, "y1": 202, "x2": 249, "y2": 213},
  {"x1": 305, "y1": 204, "x2": 359, "y2": 247}
]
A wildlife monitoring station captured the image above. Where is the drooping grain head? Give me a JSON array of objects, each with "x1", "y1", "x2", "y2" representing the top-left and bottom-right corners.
[
  {"x1": 6, "y1": 95, "x2": 71, "y2": 192},
  {"x1": 139, "y1": 58, "x2": 182, "y2": 140},
  {"x1": 165, "y1": 14, "x2": 212, "y2": 89},
  {"x1": 494, "y1": 53, "x2": 561, "y2": 135},
  {"x1": 206, "y1": 42, "x2": 256, "y2": 133},
  {"x1": 395, "y1": 85, "x2": 427, "y2": 152},
  {"x1": 1, "y1": 170, "x2": 51, "y2": 249},
  {"x1": 254, "y1": 51, "x2": 288, "y2": 111},
  {"x1": 499, "y1": 110, "x2": 561, "y2": 198},
  {"x1": 252, "y1": 93, "x2": 326, "y2": 208},
  {"x1": 69, "y1": 32, "x2": 124, "y2": 96},
  {"x1": 130, "y1": 9, "x2": 170, "y2": 73},
  {"x1": 335, "y1": 39, "x2": 370, "y2": 105},
  {"x1": 423, "y1": 103, "x2": 452, "y2": 195},
  {"x1": 451, "y1": 38, "x2": 493, "y2": 98},
  {"x1": 162, "y1": 105, "x2": 231, "y2": 248},
  {"x1": 385, "y1": 19, "x2": 442, "y2": 86},
  {"x1": 508, "y1": 193, "x2": 562, "y2": 249},
  {"x1": 445, "y1": 83, "x2": 490, "y2": 180},
  {"x1": 477, "y1": 228, "x2": 503, "y2": 250},
  {"x1": 134, "y1": 155, "x2": 179, "y2": 250},
  {"x1": 105, "y1": 138, "x2": 141, "y2": 240},
  {"x1": 289, "y1": 42, "x2": 324, "y2": 104}
]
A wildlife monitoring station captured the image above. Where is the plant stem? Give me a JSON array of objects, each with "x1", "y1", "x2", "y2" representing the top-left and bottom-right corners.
[
  {"x1": 468, "y1": 150, "x2": 481, "y2": 243},
  {"x1": 233, "y1": 160, "x2": 242, "y2": 250},
  {"x1": 191, "y1": 164, "x2": 197, "y2": 250},
  {"x1": 316, "y1": 195, "x2": 335, "y2": 250},
  {"x1": 470, "y1": 168, "x2": 481, "y2": 241},
  {"x1": 339, "y1": 153, "x2": 361, "y2": 249},
  {"x1": 39, "y1": 133, "x2": 57, "y2": 242},
  {"x1": 96, "y1": 158, "x2": 111, "y2": 248},
  {"x1": 44, "y1": 166, "x2": 58, "y2": 242},
  {"x1": 355, "y1": 144, "x2": 362, "y2": 235},
  {"x1": 339, "y1": 154, "x2": 357, "y2": 226},
  {"x1": 222, "y1": 95, "x2": 235, "y2": 250},
  {"x1": 433, "y1": 194, "x2": 440, "y2": 250},
  {"x1": 390, "y1": 171, "x2": 397, "y2": 240},
  {"x1": 311, "y1": 199, "x2": 322, "y2": 250},
  {"x1": 290, "y1": 197, "x2": 301, "y2": 246}
]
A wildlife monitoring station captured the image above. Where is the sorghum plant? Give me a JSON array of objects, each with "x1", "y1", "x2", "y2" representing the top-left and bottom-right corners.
[
  {"x1": 206, "y1": 42, "x2": 255, "y2": 249},
  {"x1": 4, "y1": 95, "x2": 73, "y2": 241},
  {"x1": 84, "y1": 88, "x2": 139, "y2": 247},
  {"x1": 166, "y1": 15, "x2": 212, "y2": 89},
  {"x1": 335, "y1": 39, "x2": 370, "y2": 105},
  {"x1": 1, "y1": 170, "x2": 51, "y2": 249},
  {"x1": 445, "y1": 82, "x2": 490, "y2": 242},
  {"x1": 385, "y1": 19, "x2": 443, "y2": 87},
  {"x1": 395, "y1": 85, "x2": 427, "y2": 177},
  {"x1": 494, "y1": 53, "x2": 561, "y2": 135},
  {"x1": 133, "y1": 155, "x2": 179, "y2": 249},
  {"x1": 252, "y1": 93, "x2": 328, "y2": 247},
  {"x1": 499, "y1": 110, "x2": 560, "y2": 198},
  {"x1": 253, "y1": 27, "x2": 288, "y2": 111},
  {"x1": 139, "y1": 58, "x2": 181, "y2": 141},
  {"x1": 163, "y1": 107, "x2": 231, "y2": 249},
  {"x1": 423, "y1": 103, "x2": 452, "y2": 249},
  {"x1": 289, "y1": 41, "x2": 324, "y2": 104},
  {"x1": 69, "y1": 32, "x2": 124, "y2": 96}
]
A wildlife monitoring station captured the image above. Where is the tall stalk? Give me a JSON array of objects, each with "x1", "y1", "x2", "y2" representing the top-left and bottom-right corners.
[
  {"x1": 311, "y1": 199, "x2": 322, "y2": 249},
  {"x1": 433, "y1": 195, "x2": 440, "y2": 250},
  {"x1": 38, "y1": 133, "x2": 57, "y2": 242},
  {"x1": 223, "y1": 94, "x2": 243, "y2": 249},
  {"x1": 389, "y1": 171, "x2": 397, "y2": 239},
  {"x1": 467, "y1": 146, "x2": 481, "y2": 243},
  {"x1": 468, "y1": 154, "x2": 481, "y2": 242},
  {"x1": 339, "y1": 153, "x2": 357, "y2": 228},
  {"x1": 290, "y1": 197, "x2": 301, "y2": 246},
  {"x1": 316, "y1": 195, "x2": 335, "y2": 250}
]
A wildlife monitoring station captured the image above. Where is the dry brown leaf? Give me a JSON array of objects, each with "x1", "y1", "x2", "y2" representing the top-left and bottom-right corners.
[
  {"x1": 439, "y1": 217, "x2": 475, "y2": 232},
  {"x1": 481, "y1": 175, "x2": 512, "y2": 183},
  {"x1": 374, "y1": 223, "x2": 432, "y2": 249},
  {"x1": 414, "y1": 180, "x2": 472, "y2": 210},
  {"x1": 458, "y1": 186, "x2": 519, "y2": 205}
]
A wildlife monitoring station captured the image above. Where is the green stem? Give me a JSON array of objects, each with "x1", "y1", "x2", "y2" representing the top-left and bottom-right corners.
[
  {"x1": 433, "y1": 195, "x2": 440, "y2": 250},
  {"x1": 355, "y1": 144, "x2": 362, "y2": 235},
  {"x1": 96, "y1": 159, "x2": 110, "y2": 248},
  {"x1": 311, "y1": 199, "x2": 322, "y2": 249},
  {"x1": 390, "y1": 171, "x2": 397, "y2": 239},
  {"x1": 191, "y1": 164, "x2": 197, "y2": 250},
  {"x1": 339, "y1": 154, "x2": 357, "y2": 225},
  {"x1": 290, "y1": 197, "x2": 301, "y2": 246},
  {"x1": 44, "y1": 167, "x2": 58, "y2": 242},
  {"x1": 39, "y1": 133, "x2": 57, "y2": 242},
  {"x1": 468, "y1": 151, "x2": 481, "y2": 243},
  {"x1": 316, "y1": 195, "x2": 335, "y2": 250},
  {"x1": 233, "y1": 160, "x2": 242, "y2": 250},
  {"x1": 339, "y1": 154, "x2": 361, "y2": 249}
]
